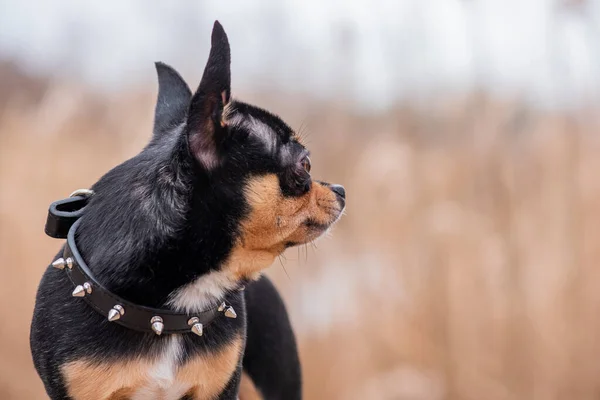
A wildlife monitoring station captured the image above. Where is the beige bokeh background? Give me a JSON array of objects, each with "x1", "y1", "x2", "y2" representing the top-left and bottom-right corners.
[{"x1": 3, "y1": 63, "x2": 600, "y2": 399}]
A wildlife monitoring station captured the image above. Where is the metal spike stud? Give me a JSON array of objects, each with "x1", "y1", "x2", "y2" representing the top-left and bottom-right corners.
[
  {"x1": 191, "y1": 323, "x2": 203, "y2": 336},
  {"x1": 151, "y1": 316, "x2": 164, "y2": 336},
  {"x1": 188, "y1": 317, "x2": 203, "y2": 337},
  {"x1": 224, "y1": 306, "x2": 237, "y2": 319},
  {"x1": 71, "y1": 282, "x2": 92, "y2": 297},
  {"x1": 218, "y1": 302, "x2": 227, "y2": 312},
  {"x1": 107, "y1": 305, "x2": 125, "y2": 322},
  {"x1": 65, "y1": 257, "x2": 74, "y2": 269},
  {"x1": 72, "y1": 285, "x2": 85, "y2": 297},
  {"x1": 52, "y1": 258, "x2": 65, "y2": 270},
  {"x1": 107, "y1": 309, "x2": 119, "y2": 321}
]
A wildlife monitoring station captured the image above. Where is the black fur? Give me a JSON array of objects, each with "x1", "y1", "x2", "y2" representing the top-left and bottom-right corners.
[
  {"x1": 243, "y1": 277, "x2": 302, "y2": 400},
  {"x1": 31, "y1": 21, "x2": 344, "y2": 399},
  {"x1": 153, "y1": 62, "x2": 192, "y2": 138}
]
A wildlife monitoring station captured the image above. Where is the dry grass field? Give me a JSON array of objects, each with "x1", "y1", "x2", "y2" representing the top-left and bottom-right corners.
[{"x1": 2, "y1": 65, "x2": 600, "y2": 399}]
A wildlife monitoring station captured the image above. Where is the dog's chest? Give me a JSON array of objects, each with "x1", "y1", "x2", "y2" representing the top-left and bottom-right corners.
[
  {"x1": 130, "y1": 336, "x2": 190, "y2": 400},
  {"x1": 62, "y1": 334, "x2": 243, "y2": 400}
]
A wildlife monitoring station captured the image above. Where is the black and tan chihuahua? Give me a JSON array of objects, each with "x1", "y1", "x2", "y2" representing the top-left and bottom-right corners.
[{"x1": 30, "y1": 21, "x2": 345, "y2": 400}]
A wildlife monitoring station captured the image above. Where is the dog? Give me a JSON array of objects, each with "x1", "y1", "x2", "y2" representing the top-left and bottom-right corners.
[{"x1": 30, "y1": 21, "x2": 345, "y2": 400}]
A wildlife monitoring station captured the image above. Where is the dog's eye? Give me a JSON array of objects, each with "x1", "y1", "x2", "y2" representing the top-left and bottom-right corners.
[{"x1": 300, "y1": 156, "x2": 311, "y2": 173}]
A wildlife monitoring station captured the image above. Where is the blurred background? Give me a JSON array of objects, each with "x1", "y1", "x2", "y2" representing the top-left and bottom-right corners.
[{"x1": 2, "y1": 1, "x2": 600, "y2": 399}]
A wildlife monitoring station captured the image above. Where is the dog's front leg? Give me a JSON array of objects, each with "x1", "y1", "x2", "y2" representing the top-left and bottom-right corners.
[{"x1": 217, "y1": 362, "x2": 243, "y2": 400}]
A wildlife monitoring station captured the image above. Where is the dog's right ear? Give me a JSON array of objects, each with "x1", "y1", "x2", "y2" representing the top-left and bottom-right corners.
[
  {"x1": 153, "y1": 62, "x2": 192, "y2": 137},
  {"x1": 186, "y1": 21, "x2": 231, "y2": 170}
]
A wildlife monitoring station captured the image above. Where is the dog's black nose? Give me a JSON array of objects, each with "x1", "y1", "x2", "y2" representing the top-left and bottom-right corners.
[{"x1": 330, "y1": 184, "x2": 345, "y2": 199}]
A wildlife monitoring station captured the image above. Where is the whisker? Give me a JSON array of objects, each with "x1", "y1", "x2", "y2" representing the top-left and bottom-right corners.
[
  {"x1": 296, "y1": 120, "x2": 313, "y2": 145},
  {"x1": 278, "y1": 254, "x2": 291, "y2": 281},
  {"x1": 304, "y1": 243, "x2": 309, "y2": 263},
  {"x1": 309, "y1": 240, "x2": 318, "y2": 257}
]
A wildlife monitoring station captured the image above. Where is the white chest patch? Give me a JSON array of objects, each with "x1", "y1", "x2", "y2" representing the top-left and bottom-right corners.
[
  {"x1": 167, "y1": 269, "x2": 238, "y2": 313},
  {"x1": 130, "y1": 271, "x2": 238, "y2": 398},
  {"x1": 131, "y1": 336, "x2": 191, "y2": 400}
]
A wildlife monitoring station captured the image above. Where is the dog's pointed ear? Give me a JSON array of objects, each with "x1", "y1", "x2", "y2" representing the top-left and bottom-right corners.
[
  {"x1": 187, "y1": 20, "x2": 231, "y2": 169},
  {"x1": 153, "y1": 62, "x2": 192, "y2": 137}
]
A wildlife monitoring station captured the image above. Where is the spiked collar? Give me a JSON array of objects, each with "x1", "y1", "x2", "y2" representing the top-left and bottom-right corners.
[{"x1": 45, "y1": 190, "x2": 238, "y2": 336}]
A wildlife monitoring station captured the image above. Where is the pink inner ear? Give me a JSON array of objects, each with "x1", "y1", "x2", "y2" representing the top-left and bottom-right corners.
[
  {"x1": 220, "y1": 91, "x2": 230, "y2": 128},
  {"x1": 189, "y1": 125, "x2": 220, "y2": 170},
  {"x1": 221, "y1": 90, "x2": 231, "y2": 107},
  {"x1": 198, "y1": 150, "x2": 219, "y2": 170}
]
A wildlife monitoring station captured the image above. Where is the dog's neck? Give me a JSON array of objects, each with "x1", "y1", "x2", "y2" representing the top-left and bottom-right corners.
[
  {"x1": 74, "y1": 137, "x2": 251, "y2": 310},
  {"x1": 76, "y1": 232, "x2": 236, "y2": 310},
  {"x1": 166, "y1": 269, "x2": 240, "y2": 313}
]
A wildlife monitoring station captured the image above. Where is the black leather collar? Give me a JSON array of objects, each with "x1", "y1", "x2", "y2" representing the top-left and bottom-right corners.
[{"x1": 45, "y1": 192, "x2": 237, "y2": 336}]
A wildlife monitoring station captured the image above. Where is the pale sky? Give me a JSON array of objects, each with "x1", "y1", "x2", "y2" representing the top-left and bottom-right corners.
[{"x1": 0, "y1": 0, "x2": 598, "y2": 110}]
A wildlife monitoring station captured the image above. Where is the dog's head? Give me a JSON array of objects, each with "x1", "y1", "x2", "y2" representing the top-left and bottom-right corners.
[
  {"x1": 151, "y1": 22, "x2": 345, "y2": 280},
  {"x1": 81, "y1": 22, "x2": 345, "y2": 298}
]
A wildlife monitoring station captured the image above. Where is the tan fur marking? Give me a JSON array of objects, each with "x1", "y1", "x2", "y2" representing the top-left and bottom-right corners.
[
  {"x1": 239, "y1": 372, "x2": 263, "y2": 400},
  {"x1": 222, "y1": 174, "x2": 341, "y2": 280},
  {"x1": 62, "y1": 336, "x2": 243, "y2": 400},
  {"x1": 62, "y1": 359, "x2": 151, "y2": 400},
  {"x1": 107, "y1": 387, "x2": 136, "y2": 400},
  {"x1": 177, "y1": 335, "x2": 244, "y2": 400}
]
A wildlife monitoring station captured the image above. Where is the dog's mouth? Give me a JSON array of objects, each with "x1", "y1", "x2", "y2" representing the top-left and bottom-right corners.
[
  {"x1": 304, "y1": 218, "x2": 331, "y2": 230},
  {"x1": 304, "y1": 203, "x2": 344, "y2": 231},
  {"x1": 282, "y1": 181, "x2": 345, "y2": 246},
  {"x1": 285, "y1": 222, "x2": 333, "y2": 248},
  {"x1": 301, "y1": 217, "x2": 335, "y2": 239},
  {"x1": 291, "y1": 196, "x2": 345, "y2": 245}
]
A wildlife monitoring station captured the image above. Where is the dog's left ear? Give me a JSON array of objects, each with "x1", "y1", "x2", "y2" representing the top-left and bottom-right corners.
[
  {"x1": 187, "y1": 21, "x2": 231, "y2": 169},
  {"x1": 153, "y1": 62, "x2": 192, "y2": 138}
]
